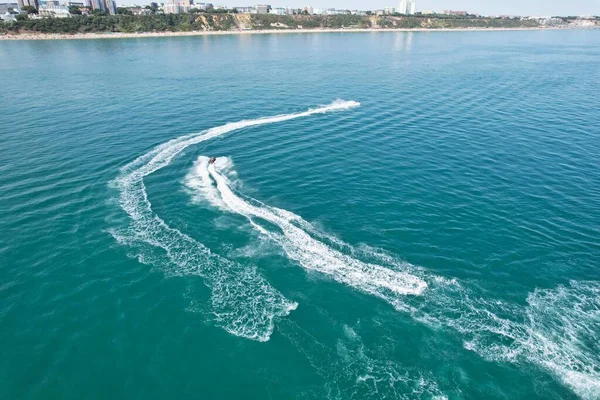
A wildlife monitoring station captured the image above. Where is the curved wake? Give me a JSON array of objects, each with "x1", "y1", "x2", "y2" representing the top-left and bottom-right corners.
[
  {"x1": 111, "y1": 98, "x2": 599, "y2": 398},
  {"x1": 199, "y1": 157, "x2": 427, "y2": 301},
  {"x1": 187, "y1": 157, "x2": 600, "y2": 399},
  {"x1": 110, "y1": 100, "x2": 360, "y2": 341}
]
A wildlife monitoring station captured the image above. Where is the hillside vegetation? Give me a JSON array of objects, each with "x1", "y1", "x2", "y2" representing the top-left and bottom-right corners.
[{"x1": 0, "y1": 13, "x2": 547, "y2": 34}]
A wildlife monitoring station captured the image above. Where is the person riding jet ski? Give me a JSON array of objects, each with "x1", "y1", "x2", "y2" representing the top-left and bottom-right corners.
[{"x1": 209, "y1": 157, "x2": 217, "y2": 165}]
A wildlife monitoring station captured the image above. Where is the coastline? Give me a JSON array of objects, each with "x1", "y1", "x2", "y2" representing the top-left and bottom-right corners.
[{"x1": 0, "y1": 26, "x2": 574, "y2": 41}]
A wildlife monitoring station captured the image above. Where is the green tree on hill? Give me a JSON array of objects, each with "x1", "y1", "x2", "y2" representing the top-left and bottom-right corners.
[
  {"x1": 4, "y1": 12, "x2": 542, "y2": 34},
  {"x1": 117, "y1": 7, "x2": 133, "y2": 15},
  {"x1": 21, "y1": 5, "x2": 38, "y2": 14}
]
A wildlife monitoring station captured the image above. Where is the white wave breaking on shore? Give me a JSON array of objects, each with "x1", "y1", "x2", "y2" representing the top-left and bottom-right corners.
[{"x1": 110, "y1": 100, "x2": 360, "y2": 341}]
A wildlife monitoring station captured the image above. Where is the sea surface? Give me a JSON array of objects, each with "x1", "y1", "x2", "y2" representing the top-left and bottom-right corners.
[{"x1": 1, "y1": 30, "x2": 599, "y2": 400}]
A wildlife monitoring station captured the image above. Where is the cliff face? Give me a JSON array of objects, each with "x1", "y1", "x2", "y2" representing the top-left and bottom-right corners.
[{"x1": 233, "y1": 14, "x2": 252, "y2": 30}]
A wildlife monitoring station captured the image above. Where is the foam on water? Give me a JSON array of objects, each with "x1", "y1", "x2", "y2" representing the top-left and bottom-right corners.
[
  {"x1": 115, "y1": 96, "x2": 597, "y2": 396},
  {"x1": 201, "y1": 159, "x2": 427, "y2": 301},
  {"x1": 184, "y1": 156, "x2": 229, "y2": 210},
  {"x1": 278, "y1": 319, "x2": 448, "y2": 399},
  {"x1": 523, "y1": 282, "x2": 600, "y2": 398},
  {"x1": 404, "y1": 279, "x2": 600, "y2": 400},
  {"x1": 111, "y1": 100, "x2": 360, "y2": 341},
  {"x1": 316, "y1": 241, "x2": 600, "y2": 399},
  {"x1": 189, "y1": 160, "x2": 600, "y2": 398}
]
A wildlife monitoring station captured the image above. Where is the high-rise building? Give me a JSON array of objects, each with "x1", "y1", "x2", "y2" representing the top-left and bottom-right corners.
[
  {"x1": 397, "y1": 0, "x2": 406, "y2": 14},
  {"x1": 178, "y1": 0, "x2": 190, "y2": 12},
  {"x1": 164, "y1": 0, "x2": 192, "y2": 14},
  {"x1": 397, "y1": 0, "x2": 415, "y2": 14},
  {"x1": 164, "y1": 0, "x2": 178, "y2": 13},
  {"x1": 18, "y1": 0, "x2": 40, "y2": 8},
  {"x1": 103, "y1": 0, "x2": 115, "y2": 13},
  {"x1": 88, "y1": 0, "x2": 115, "y2": 14},
  {"x1": 88, "y1": 0, "x2": 99, "y2": 10}
]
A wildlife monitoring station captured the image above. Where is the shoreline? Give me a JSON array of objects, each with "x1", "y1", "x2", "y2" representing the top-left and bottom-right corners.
[{"x1": 0, "y1": 26, "x2": 581, "y2": 41}]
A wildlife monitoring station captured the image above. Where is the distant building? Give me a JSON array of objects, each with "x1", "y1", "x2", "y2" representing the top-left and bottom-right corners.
[
  {"x1": 235, "y1": 6, "x2": 254, "y2": 13},
  {"x1": 68, "y1": 1, "x2": 92, "y2": 12},
  {"x1": 420, "y1": 9, "x2": 434, "y2": 14},
  {"x1": 88, "y1": 0, "x2": 100, "y2": 11},
  {"x1": 40, "y1": 7, "x2": 70, "y2": 16},
  {"x1": 103, "y1": 0, "x2": 116, "y2": 13},
  {"x1": 0, "y1": 2, "x2": 19, "y2": 13},
  {"x1": 194, "y1": 2, "x2": 212, "y2": 10},
  {"x1": 130, "y1": 7, "x2": 151, "y2": 14},
  {"x1": 443, "y1": 10, "x2": 467, "y2": 16},
  {"x1": 179, "y1": 0, "x2": 191, "y2": 12},
  {"x1": 526, "y1": 16, "x2": 564, "y2": 26},
  {"x1": 163, "y1": 0, "x2": 177, "y2": 13},
  {"x1": 39, "y1": 0, "x2": 71, "y2": 17},
  {"x1": 397, "y1": 0, "x2": 415, "y2": 15},
  {"x1": 0, "y1": 11, "x2": 17, "y2": 19},
  {"x1": 269, "y1": 6, "x2": 285, "y2": 14},
  {"x1": 164, "y1": 0, "x2": 191, "y2": 14},
  {"x1": 384, "y1": 6, "x2": 394, "y2": 14},
  {"x1": 18, "y1": 0, "x2": 39, "y2": 10},
  {"x1": 254, "y1": 4, "x2": 269, "y2": 13},
  {"x1": 85, "y1": 0, "x2": 115, "y2": 14}
]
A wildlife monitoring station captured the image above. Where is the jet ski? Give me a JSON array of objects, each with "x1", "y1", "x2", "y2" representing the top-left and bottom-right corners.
[{"x1": 209, "y1": 157, "x2": 217, "y2": 165}]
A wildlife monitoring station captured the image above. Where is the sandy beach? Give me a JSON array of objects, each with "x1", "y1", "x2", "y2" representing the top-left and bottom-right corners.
[{"x1": 0, "y1": 26, "x2": 566, "y2": 40}]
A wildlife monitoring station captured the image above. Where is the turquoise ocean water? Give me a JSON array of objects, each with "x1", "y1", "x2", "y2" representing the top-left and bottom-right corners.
[{"x1": 1, "y1": 30, "x2": 599, "y2": 399}]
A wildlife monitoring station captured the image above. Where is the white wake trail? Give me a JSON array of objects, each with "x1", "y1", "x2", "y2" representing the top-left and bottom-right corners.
[
  {"x1": 205, "y1": 159, "x2": 427, "y2": 300},
  {"x1": 191, "y1": 159, "x2": 600, "y2": 399},
  {"x1": 111, "y1": 100, "x2": 360, "y2": 341}
]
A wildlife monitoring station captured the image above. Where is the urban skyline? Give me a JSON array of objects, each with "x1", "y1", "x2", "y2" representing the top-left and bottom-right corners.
[
  {"x1": 112, "y1": 0, "x2": 598, "y2": 16},
  {"x1": 2, "y1": 0, "x2": 597, "y2": 18}
]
